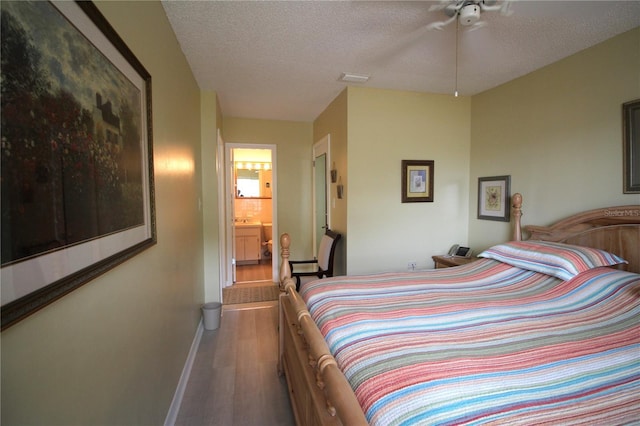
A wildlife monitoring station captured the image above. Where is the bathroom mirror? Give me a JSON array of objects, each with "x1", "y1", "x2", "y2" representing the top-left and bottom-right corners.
[{"x1": 236, "y1": 167, "x2": 272, "y2": 198}]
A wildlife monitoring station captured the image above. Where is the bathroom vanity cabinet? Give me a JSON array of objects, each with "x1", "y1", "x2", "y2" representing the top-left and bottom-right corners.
[{"x1": 235, "y1": 225, "x2": 262, "y2": 264}]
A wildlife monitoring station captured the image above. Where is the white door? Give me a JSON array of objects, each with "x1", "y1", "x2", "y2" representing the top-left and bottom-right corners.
[
  {"x1": 217, "y1": 130, "x2": 233, "y2": 291},
  {"x1": 312, "y1": 135, "x2": 330, "y2": 257},
  {"x1": 225, "y1": 145, "x2": 236, "y2": 284}
]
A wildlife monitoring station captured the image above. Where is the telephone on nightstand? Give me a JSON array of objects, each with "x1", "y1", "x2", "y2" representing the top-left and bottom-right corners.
[{"x1": 448, "y1": 244, "x2": 473, "y2": 258}]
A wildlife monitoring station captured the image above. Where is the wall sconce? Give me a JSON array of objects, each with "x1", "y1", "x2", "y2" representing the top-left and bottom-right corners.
[
  {"x1": 337, "y1": 177, "x2": 344, "y2": 199},
  {"x1": 330, "y1": 162, "x2": 337, "y2": 183}
]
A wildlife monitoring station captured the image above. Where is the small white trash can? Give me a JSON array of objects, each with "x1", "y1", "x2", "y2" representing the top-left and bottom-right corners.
[{"x1": 202, "y1": 302, "x2": 222, "y2": 330}]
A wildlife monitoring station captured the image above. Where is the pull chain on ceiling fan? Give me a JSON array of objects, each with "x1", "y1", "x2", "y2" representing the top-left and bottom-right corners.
[{"x1": 454, "y1": 18, "x2": 459, "y2": 97}]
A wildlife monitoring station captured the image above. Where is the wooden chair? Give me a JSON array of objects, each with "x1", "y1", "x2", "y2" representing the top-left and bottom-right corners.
[{"x1": 289, "y1": 229, "x2": 342, "y2": 291}]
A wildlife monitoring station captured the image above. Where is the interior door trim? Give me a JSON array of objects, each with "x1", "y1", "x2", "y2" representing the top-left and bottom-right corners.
[
  {"x1": 312, "y1": 135, "x2": 331, "y2": 257},
  {"x1": 224, "y1": 143, "x2": 279, "y2": 284}
]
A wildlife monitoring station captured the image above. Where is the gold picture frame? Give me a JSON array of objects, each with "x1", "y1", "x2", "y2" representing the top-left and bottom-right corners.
[{"x1": 401, "y1": 160, "x2": 434, "y2": 203}]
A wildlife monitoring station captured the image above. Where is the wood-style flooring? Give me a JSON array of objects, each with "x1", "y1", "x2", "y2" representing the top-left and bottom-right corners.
[
  {"x1": 175, "y1": 303, "x2": 295, "y2": 426},
  {"x1": 236, "y1": 262, "x2": 272, "y2": 283}
]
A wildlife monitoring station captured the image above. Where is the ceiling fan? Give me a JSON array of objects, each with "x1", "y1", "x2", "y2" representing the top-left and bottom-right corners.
[
  {"x1": 427, "y1": 0, "x2": 514, "y2": 31},
  {"x1": 424, "y1": 1, "x2": 515, "y2": 96}
]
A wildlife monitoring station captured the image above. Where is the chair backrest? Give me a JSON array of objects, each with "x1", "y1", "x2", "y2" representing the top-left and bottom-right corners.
[{"x1": 317, "y1": 229, "x2": 342, "y2": 276}]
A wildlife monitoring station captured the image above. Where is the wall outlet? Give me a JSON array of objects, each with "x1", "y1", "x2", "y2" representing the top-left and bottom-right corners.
[{"x1": 408, "y1": 262, "x2": 417, "y2": 271}]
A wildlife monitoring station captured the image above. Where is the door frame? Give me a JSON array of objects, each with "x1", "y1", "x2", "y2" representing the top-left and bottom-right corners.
[
  {"x1": 216, "y1": 130, "x2": 230, "y2": 296},
  {"x1": 222, "y1": 143, "x2": 278, "y2": 285},
  {"x1": 312, "y1": 135, "x2": 331, "y2": 257}
]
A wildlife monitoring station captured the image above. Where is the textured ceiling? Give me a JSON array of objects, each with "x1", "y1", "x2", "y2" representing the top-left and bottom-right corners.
[{"x1": 161, "y1": 1, "x2": 640, "y2": 122}]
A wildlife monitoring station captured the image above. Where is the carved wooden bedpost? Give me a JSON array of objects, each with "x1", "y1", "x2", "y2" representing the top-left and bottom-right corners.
[
  {"x1": 512, "y1": 193, "x2": 523, "y2": 241},
  {"x1": 279, "y1": 233, "x2": 292, "y2": 290},
  {"x1": 278, "y1": 233, "x2": 291, "y2": 376}
]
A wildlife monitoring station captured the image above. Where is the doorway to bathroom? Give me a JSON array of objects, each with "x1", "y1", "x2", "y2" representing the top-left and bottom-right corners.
[{"x1": 224, "y1": 143, "x2": 278, "y2": 286}]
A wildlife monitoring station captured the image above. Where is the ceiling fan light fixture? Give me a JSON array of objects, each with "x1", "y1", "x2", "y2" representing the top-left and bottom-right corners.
[
  {"x1": 339, "y1": 72, "x2": 370, "y2": 83},
  {"x1": 429, "y1": 1, "x2": 512, "y2": 30},
  {"x1": 459, "y1": 4, "x2": 480, "y2": 26}
]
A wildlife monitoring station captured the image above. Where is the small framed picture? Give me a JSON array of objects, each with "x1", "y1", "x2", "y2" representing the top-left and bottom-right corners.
[
  {"x1": 477, "y1": 175, "x2": 511, "y2": 221},
  {"x1": 401, "y1": 160, "x2": 434, "y2": 203}
]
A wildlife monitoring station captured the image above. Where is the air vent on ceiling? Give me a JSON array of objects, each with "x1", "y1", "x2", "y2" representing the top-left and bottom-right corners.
[{"x1": 339, "y1": 73, "x2": 370, "y2": 83}]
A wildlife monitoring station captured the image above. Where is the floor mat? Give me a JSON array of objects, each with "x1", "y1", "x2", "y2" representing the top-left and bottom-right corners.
[{"x1": 222, "y1": 284, "x2": 280, "y2": 304}]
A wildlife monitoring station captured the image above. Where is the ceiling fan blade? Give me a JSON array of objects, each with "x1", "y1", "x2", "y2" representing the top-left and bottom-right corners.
[
  {"x1": 467, "y1": 21, "x2": 488, "y2": 31},
  {"x1": 430, "y1": 1, "x2": 465, "y2": 17},
  {"x1": 479, "y1": 2, "x2": 503, "y2": 12},
  {"x1": 426, "y1": 21, "x2": 446, "y2": 31},
  {"x1": 428, "y1": 1, "x2": 454, "y2": 12},
  {"x1": 428, "y1": 4, "x2": 447, "y2": 12},
  {"x1": 477, "y1": 0, "x2": 515, "y2": 17},
  {"x1": 426, "y1": 14, "x2": 457, "y2": 31},
  {"x1": 500, "y1": 1, "x2": 515, "y2": 17}
]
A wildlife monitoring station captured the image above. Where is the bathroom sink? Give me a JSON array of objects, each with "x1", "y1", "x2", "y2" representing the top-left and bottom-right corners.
[{"x1": 235, "y1": 221, "x2": 262, "y2": 227}]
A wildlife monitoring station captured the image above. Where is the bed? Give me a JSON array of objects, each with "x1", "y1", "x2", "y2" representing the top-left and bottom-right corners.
[{"x1": 277, "y1": 194, "x2": 640, "y2": 425}]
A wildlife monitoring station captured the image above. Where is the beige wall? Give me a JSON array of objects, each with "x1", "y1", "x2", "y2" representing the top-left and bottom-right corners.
[
  {"x1": 469, "y1": 27, "x2": 640, "y2": 251},
  {"x1": 315, "y1": 29, "x2": 640, "y2": 275},
  {"x1": 222, "y1": 117, "x2": 314, "y2": 261},
  {"x1": 201, "y1": 91, "x2": 222, "y2": 303},
  {"x1": 346, "y1": 87, "x2": 472, "y2": 274},
  {"x1": 313, "y1": 89, "x2": 348, "y2": 275},
  {"x1": 1, "y1": 2, "x2": 205, "y2": 424}
]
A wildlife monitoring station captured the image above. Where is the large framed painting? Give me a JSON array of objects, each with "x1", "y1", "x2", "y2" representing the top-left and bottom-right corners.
[
  {"x1": 623, "y1": 99, "x2": 640, "y2": 193},
  {"x1": 1, "y1": 1, "x2": 156, "y2": 329}
]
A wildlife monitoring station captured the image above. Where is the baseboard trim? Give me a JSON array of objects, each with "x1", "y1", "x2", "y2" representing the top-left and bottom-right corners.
[{"x1": 164, "y1": 319, "x2": 204, "y2": 426}]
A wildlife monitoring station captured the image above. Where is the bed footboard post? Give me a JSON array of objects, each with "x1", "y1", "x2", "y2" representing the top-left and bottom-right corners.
[
  {"x1": 279, "y1": 233, "x2": 291, "y2": 290},
  {"x1": 512, "y1": 193, "x2": 523, "y2": 241},
  {"x1": 278, "y1": 233, "x2": 294, "y2": 376}
]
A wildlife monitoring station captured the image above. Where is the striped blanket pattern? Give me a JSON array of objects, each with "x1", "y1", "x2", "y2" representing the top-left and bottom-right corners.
[{"x1": 301, "y1": 259, "x2": 640, "y2": 425}]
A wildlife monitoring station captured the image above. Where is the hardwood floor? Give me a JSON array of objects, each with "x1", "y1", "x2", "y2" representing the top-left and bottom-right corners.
[
  {"x1": 175, "y1": 303, "x2": 295, "y2": 426},
  {"x1": 236, "y1": 262, "x2": 272, "y2": 283}
]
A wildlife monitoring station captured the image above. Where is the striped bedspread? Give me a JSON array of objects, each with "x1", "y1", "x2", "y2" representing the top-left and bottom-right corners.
[{"x1": 301, "y1": 259, "x2": 640, "y2": 425}]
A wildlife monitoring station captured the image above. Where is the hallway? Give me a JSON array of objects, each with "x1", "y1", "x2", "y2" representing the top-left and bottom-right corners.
[
  {"x1": 175, "y1": 303, "x2": 294, "y2": 426},
  {"x1": 235, "y1": 262, "x2": 272, "y2": 283}
]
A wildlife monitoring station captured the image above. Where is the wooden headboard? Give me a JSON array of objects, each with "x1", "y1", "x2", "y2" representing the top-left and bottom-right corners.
[{"x1": 522, "y1": 204, "x2": 640, "y2": 274}]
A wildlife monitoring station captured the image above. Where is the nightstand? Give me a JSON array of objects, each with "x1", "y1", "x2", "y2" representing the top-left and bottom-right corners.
[{"x1": 432, "y1": 255, "x2": 477, "y2": 269}]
